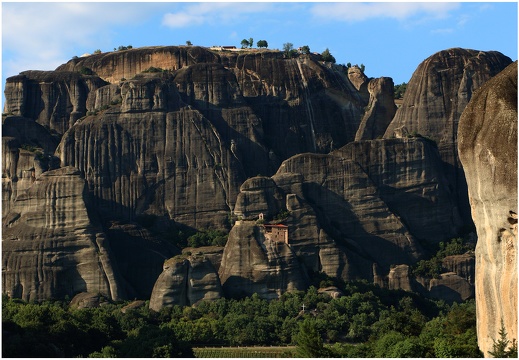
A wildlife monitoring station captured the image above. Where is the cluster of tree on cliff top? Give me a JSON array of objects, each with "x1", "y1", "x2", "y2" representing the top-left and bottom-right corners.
[{"x1": 6, "y1": 279, "x2": 514, "y2": 358}]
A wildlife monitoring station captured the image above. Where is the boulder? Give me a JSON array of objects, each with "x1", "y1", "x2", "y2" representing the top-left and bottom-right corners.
[
  {"x1": 70, "y1": 292, "x2": 107, "y2": 309},
  {"x1": 458, "y1": 61, "x2": 517, "y2": 356},
  {"x1": 428, "y1": 272, "x2": 474, "y2": 303},
  {"x1": 149, "y1": 253, "x2": 223, "y2": 311}
]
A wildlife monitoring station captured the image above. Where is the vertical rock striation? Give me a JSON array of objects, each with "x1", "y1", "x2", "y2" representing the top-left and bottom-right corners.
[
  {"x1": 384, "y1": 48, "x2": 512, "y2": 224},
  {"x1": 3, "y1": 71, "x2": 108, "y2": 136},
  {"x1": 2, "y1": 167, "x2": 124, "y2": 301},
  {"x1": 458, "y1": 61, "x2": 518, "y2": 356},
  {"x1": 218, "y1": 221, "x2": 307, "y2": 299},
  {"x1": 149, "y1": 253, "x2": 222, "y2": 311}
]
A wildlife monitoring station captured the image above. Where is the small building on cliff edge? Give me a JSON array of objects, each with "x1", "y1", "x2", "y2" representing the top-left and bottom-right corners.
[{"x1": 264, "y1": 224, "x2": 289, "y2": 244}]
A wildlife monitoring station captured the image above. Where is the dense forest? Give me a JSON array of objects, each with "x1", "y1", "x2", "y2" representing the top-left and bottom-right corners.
[{"x1": 3, "y1": 281, "x2": 490, "y2": 358}]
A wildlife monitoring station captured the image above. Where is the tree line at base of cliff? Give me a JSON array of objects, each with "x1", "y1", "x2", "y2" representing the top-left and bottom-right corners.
[{"x1": 5, "y1": 280, "x2": 516, "y2": 358}]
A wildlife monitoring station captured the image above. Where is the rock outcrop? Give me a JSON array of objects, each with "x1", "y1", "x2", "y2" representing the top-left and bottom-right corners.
[
  {"x1": 225, "y1": 136, "x2": 464, "y2": 292},
  {"x1": 2, "y1": 167, "x2": 123, "y2": 301},
  {"x1": 384, "y1": 48, "x2": 513, "y2": 224},
  {"x1": 149, "y1": 253, "x2": 223, "y2": 311},
  {"x1": 355, "y1": 77, "x2": 397, "y2": 141},
  {"x1": 3, "y1": 45, "x2": 512, "y2": 305},
  {"x1": 428, "y1": 272, "x2": 474, "y2": 303},
  {"x1": 458, "y1": 61, "x2": 518, "y2": 356},
  {"x1": 3, "y1": 71, "x2": 108, "y2": 136},
  {"x1": 218, "y1": 221, "x2": 307, "y2": 299}
]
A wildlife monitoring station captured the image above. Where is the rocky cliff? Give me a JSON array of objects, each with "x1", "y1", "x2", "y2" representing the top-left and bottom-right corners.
[
  {"x1": 384, "y1": 48, "x2": 513, "y2": 225},
  {"x1": 1, "y1": 45, "x2": 509, "y2": 305},
  {"x1": 458, "y1": 61, "x2": 518, "y2": 356},
  {"x1": 228, "y1": 137, "x2": 465, "y2": 282},
  {"x1": 2, "y1": 167, "x2": 122, "y2": 301}
]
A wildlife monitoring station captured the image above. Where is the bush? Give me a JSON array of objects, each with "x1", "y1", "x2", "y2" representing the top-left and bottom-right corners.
[
  {"x1": 187, "y1": 229, "x2": 228, "y2": 247},
  {"x1": 394, "y1": 82, "x2": 407, "y2": 99},
  {"x1": 321, "y1": 48, "x2": 336, "y2": 63},
  {"x1": 412, "y1": 237, "x2": 473, "y2": 278}
]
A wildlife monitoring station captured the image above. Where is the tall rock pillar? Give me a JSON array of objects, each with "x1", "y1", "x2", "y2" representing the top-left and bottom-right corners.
[{"x1": 458, "y1": 61, "x2": 517, "y2": 356}]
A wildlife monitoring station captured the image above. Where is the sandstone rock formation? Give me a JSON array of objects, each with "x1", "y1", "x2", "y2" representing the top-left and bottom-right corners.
[
  {"x1": 355, "y1": 77, "x2": 397, "y2": 141},
  {"x1": 218, "y1": 221, "x2": 307, "y2": 299},
  {"x1": 2, "y1": 167, "x2": 123, "y2": 301},
  {"x1": 428, "y1": 272, "x2": 474, "y2": 303},
  {"x1": 226, "y1": 136, "x2": 465, "y2": 292},
  {"x1": 149, "y1": 253, "x2": 223, "y2": 311},
  {"x1": 458, "y1": 61, "x2": 518, "y2": 356},
  {"x1": 384, "y1": 48, "x2": 513, "y2": 224},
  {"x1": 3, "y1": 71, "x2": 108, "y2": 136},
  {"x1": 2, "y1": 45, "x2": 511, "y2": 305}
]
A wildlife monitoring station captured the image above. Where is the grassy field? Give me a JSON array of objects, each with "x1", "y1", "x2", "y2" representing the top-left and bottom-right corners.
[{"x1": 193, "y1": 346, "x2": 297, "y2": 358}]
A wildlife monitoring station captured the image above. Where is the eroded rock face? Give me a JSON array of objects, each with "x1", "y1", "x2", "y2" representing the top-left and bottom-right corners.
[
  {"x1": 227, "y1": 137, "x2": 464, "y2": 294},
  {"x1": 3, "y1": 45, "x2": 509, "y2": 305},
  {"x1": 2, "y1": 116, "x2": 61, "y2": 214},
  {"x1": 149, "y1": 254, "x2": 223, "y2": 311},
  {"x1": 337, "y1": 138, "x2": 463, "y2": 244},
  {"x1": 2, "y1": 167, "x2": 124, "y2": 301},
  {"x1": 57, "y1": 106, "x2": 245, "y2": 229},
  {"x1": 458, "y1": 61, "x2": 518, "y2": 356},
  {"x1": 355, "y1": 77, "x2": 397, "y2": 141},
  {"x1": 428, "y1": 272, "x2": 474, "y2": 303},
  {"x1": 3, "y1": 71, "x2": 108, "y2": 136},
  {"x1": 218, "y1": 221, "x2": 307, "y2": 299},
  {"x1": 384, "y1": 48, "x2": 513, "y2": 224}
]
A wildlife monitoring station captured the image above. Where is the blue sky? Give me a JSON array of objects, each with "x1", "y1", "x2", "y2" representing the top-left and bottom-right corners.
[{"x1": 2, "y1": 1, "x2": 518, "y2": 103}]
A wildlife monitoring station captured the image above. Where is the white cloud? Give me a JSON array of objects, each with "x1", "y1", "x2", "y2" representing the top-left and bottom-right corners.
[
  {"x1": 162, "y1": 12, "x2": 205, "y2": 28},
  {"x1": 2, "y1": 2, "x2": 163, "y2": 77},
  {"x1": 161, "y1": 2, "x2": 275, "y2": 29},
  {"x1": 310, "y1": 2, "x2": 460, "y2": 22}
]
